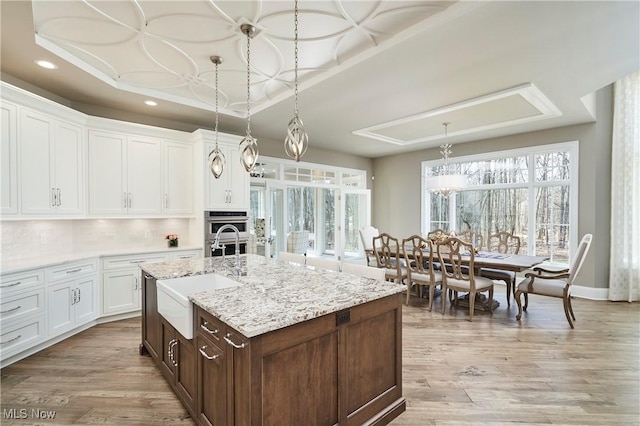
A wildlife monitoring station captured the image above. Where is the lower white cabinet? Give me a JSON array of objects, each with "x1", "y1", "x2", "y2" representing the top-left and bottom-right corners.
[
  {"x1": 102, "y1": 252, "x2": 170, "y2": 316},
  {"x1": 48, "y1": 275, "x2": 98, "y2": 337},
  {"x1": 46, "y1": 259, "x2": 99, "y2": 338}
]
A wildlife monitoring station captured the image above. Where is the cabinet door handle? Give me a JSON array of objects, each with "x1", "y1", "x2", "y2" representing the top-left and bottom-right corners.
[
  {"x1": 77, "y1": 288, "x2": 81, "y2": 302},
  {"x1": 128, "y1": 193, "x2": 132, "y2": 208},
  {"x1": 52, "y1": 187, "x2": 57, "y2": 207},
  {"x1": 57, "y1": 188, "x2": 62, "y2": 206},
  {"x1": 224, "y1": 333, "x2": 246, "y2": 349},
  {"x1": 200, "y1": 321, "x2": 218, "y2": 335},
  {"x1": 168, "y1": 339, "x2": 178, "y2": 366},
  {"x1": 164, "y1": 193, "x2": 168, "y2": 208},
  {"x1": 123, "y1": 192, "x2": 128, "y2": 208},
  {"x1": 0, "y1": 305, "x2": 21, "y2": 314},
  {"x1": 134, "y1": 277, "x2": 138, "y2": 291},
  {"x1": 0, "y1": 335, "x2": 22, "y2": 345},
  {"x1": 71, "y1": 289, "x2": 76, "y2": 305},
  {"x1": 199, "y1": 345, "x2": 220, "y2": 360},
  {"x1": 66, "y1": 268, "x2": 82, "y2": 274},
  {"x1": 144, "y1": 274, "x2": 153, "y2": 279},
  {"x1": 0, "y1": 281, "x2": 21, "y2": 288}
]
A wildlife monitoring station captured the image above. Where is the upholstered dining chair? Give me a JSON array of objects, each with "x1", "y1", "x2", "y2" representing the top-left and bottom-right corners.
[
  {"x1": 436, "y1": 237, "x2": 495, "y2": 321},
  {"x1": 481, "y1": 231, "x2": 521, "y2": 306},
  {"x1": 402, "y1": 235, "x2": 443, "y2": 311},
  {"x1": 373, "y1": 233, "x2": 407, "y2": 285},
  {"x1": 341, "y1": 262, "x2": 385, "y2": 280},
  {"x1": 515, "y1": 233, "x2": 593, "y2": 329},
  {"x1": 359, "y1": 225, "x2": 380, "y2": 266}
]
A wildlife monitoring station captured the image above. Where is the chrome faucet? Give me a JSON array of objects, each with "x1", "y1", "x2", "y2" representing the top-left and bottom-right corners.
[{"x1": 211, "y1": 224, "x2": 242, "y2": 275}]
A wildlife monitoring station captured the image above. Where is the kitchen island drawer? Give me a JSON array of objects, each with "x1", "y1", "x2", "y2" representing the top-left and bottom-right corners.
[
  {"x1": 47, "y1": 259, "x2": 98, "y2": 282},
  {"x1": 0, "y1": 314, "x2": 46, "y2": 360},
  {"x1": 0, "y1": 269, "x2": 45, "y2": 297},
  {"x1": 0, "y1": 288, "x2": 45, "y2": 325}
]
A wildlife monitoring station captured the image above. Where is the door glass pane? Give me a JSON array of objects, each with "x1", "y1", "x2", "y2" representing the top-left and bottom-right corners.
[
  {"x1": 320, "y1": 188, "x2": 336, "y2": 255},
  {"x1": 287, "y1": 187, "x2": 314, "y2": 250},
  {"x1": 343, "y1": 192, "x2": 369, "y2": 260},
  {"x1": 249, "y1": 186, "x2": 264, "y2": 255},
  {"x1": 270, "y1": 187, "x2": 285, "y2": 257}
]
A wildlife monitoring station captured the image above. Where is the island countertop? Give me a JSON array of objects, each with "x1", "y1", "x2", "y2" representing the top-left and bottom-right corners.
[{"x1": 141, "y1": 254, "x2": 404, "y2": 338}]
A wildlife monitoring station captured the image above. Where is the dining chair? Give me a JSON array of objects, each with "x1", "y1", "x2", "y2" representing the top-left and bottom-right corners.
[
  {"x1": 515, "y1": 233, "x2": 593, "y2": 329},
  {"x1": 359, "y1": 225, "x2": 380, "y2": 266},
  {"x1": 480, "y1": 231, "x2": 521, "y2": 306},
  {"x1": 373, "y1": 233, "x2": 407, "y2": 285},
  {"x1": 436, "y1": 237, "x2": 495, "y2": 321},
  {"x1": 341, "y1": 262, "x2": 385, "y2": 280},
  {"x1": 456, "y1": 230, "x2": 484, "y2": 250},
  {"x1": 402, "y1": 235, "x2": 443, "y2": 311},
  {"x1": 286, "y1": 230, "x2": 309, "y2": 255},
  {"x1": 305, "y1": 256, "x2": 340, "y2": 271},
  {"x1": 278, "y1": 251, "x2": 306, "y2": 265}
]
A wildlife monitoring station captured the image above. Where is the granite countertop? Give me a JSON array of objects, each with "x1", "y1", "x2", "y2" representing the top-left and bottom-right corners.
[
  {"x1": 1, "y1": 244, "x2": 203, "y2": 275},
  {"x1": 142, "y1": 254, "x2": 405, "y2": 338}
]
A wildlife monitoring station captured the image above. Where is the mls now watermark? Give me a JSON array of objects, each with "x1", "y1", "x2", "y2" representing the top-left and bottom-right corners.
[{"x1": 3, "y1": 408, "x2": 57, "y2": 420}]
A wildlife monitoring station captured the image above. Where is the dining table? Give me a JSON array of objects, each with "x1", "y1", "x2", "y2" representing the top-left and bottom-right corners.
[{"x1": 388, "y1": 244, "x2": 549, "y2": 311}]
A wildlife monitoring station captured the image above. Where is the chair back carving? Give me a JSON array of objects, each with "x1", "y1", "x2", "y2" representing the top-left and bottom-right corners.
[
  {"x1": 487, "y1": 231, "x2": 521, "y2": 254},
  {"x1": 427, "y1": 229, "x2": 448, "y2": 241},
  {"x1": 373, "y1": 233, "x2": 403, "y2": 282},
  {"x1": 568, "y1": 234, "x2": 593, "y2": 284},
  {"x1": 457, "y1": 230, "x2": 483, "y2": 250},
  {"x1": 437, "y1": 237, "x2": 480, "y2": 290},
  {"x1": 402, "y1": 235, "x2": 436, "y2": 280}
]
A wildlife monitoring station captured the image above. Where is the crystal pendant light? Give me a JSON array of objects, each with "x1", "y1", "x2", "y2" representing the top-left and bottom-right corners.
[
  {"x1": 425, "y1": 122, "x2": 467, "y2": 196},
  {"x1": 208, "y1": 56, "x2": 225, "y2": 179},
  {"x1": 239, "y1": 24, "x2": 259, "y2": 173},
  {"x1": 284, "y1": 0, "x2": 308, "y2": 161}
]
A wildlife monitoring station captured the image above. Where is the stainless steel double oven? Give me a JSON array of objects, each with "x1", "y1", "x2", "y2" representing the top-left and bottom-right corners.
[{"x1": 204, "y1": 211, "x2": 250, "y2": 257}]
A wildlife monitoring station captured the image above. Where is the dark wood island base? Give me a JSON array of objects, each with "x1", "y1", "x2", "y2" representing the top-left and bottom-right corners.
[{"x1": 141, "y1": 272, "x2": 406, "y2": 426}]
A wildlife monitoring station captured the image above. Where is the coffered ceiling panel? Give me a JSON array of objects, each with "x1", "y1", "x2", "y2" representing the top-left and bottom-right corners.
[{"x1": 32, "y1": 0, "x2": 454, "y2": 117}]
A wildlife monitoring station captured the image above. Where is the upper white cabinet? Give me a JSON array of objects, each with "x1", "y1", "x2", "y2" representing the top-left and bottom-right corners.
[
  {"x1": 88, "y1": 130, "x2": 163, "y2": 216},
  {"x1": 163, "y1": 140, "x2": 193, "y2": 215},
  {"x1": 19, "y1": 108, "x2": 84, "y2": 216},
  {"x1": 200, "y1": 132, "x2": 249, "y2": 211},
  {"x1": 1, "y1": 101, "x2": 18, "y2": 214}
]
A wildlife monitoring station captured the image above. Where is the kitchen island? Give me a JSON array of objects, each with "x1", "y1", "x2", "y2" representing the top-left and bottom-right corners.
[{"x1": 140, "y1": 254, "x2": 406, "y2": 426}]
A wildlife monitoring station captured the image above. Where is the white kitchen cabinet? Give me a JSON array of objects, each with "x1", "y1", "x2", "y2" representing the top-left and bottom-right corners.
[
  {"x1": 102, "y1": 252, "x2": 169, "y2": 315},
  {"x1": 1, "y1": 100, "x2": 18, "y2": 214},
  {"x1": 19, "y1": 108, "x2": 84, "y2": 216},
  {"x1": 204, "y1": 140, "x2": 249, "y2": 211},
  {"x1": 163, "y1": 140, "x2": 193, "y2": 215},
  {"x1": 46, "y1": 259, "x2": 99, "y2": 338},
  {"x1": 88, "y1": 130, "x2": 163, "y2": 216},
  {"x1": 170, "y1": 249, "x2": 202, "y2": 260}
]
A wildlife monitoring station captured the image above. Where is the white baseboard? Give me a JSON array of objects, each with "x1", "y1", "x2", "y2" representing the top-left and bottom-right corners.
[{"x1": 571, "y1": 285, "x2": 609, "y2": 301}]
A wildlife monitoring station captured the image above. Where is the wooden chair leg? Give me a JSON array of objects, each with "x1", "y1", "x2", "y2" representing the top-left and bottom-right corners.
[
  {"x1": 428, "y1": 284, "x2": 435, "y2": 312},
  {"x1": 441, "y1": 285, "x2": 447, "y2": 315},
  {"x1": 468, "y1": 291, "x2": 475, "y2": 322},
  {"x1": 568, "y1": 296, "x2": 576, "y2": 320},
  {"x1": 563, "y1": 295, "x2": 575, "y2": 329},
  {"x1": 515, "y1": 290, "x2": 524, "y2": 321},
  {"x1": 488, "y1": 287, "x2": 494, "y2": 314},
  {"x1": 505, "y1": 279, "x2": 511, "y2": 307},
  {"x1": 523, "y1": 293, "x2": 529, "y2": 311}
]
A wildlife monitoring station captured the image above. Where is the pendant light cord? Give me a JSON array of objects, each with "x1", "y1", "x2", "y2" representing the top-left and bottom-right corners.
[
  {"x1": 246, "y1": 31, "x2": 252, "y2": 135},
  {"x1": 215, "y1": 59, "x2": 219, "y2": 149},
  {"x1": 294, "y1": 0, "x2": 299, "y2": 117}
]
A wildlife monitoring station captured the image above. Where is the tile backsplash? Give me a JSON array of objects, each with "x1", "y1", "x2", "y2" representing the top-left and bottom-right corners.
[{"x1": 0, "y1": 218, "x2": 194, "y2": 263}]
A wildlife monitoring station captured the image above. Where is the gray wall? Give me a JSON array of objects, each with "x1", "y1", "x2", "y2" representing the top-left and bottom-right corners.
[{"x1": 371, "y1": 86, "x2": 613, "y2": 289}]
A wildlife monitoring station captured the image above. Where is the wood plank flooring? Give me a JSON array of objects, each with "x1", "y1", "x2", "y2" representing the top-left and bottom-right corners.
[{"x1": 1, "y1": 291, "x2": 639, "y2": 425}]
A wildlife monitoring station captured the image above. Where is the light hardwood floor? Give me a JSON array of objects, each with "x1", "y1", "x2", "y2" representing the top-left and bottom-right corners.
[{"x1": 1, "y1": 291, "x2": 639, "y2": 425}]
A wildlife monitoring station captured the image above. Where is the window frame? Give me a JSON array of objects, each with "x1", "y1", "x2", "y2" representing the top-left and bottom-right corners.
[{"x1": 421, "y1": 141, "x2": 579, "y2": 264}]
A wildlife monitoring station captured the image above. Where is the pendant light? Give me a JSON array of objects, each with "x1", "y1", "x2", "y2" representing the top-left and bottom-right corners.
[
  {"x1": 284, "y1": 0, "x2": 308, "y2": 161},
  {"x1": 239, "y1": 24, "x2": 259, "y2": 173},
  {"x1": 208, "y1": 55, "x2": 225, "y2": 179},
  {"x1": 425, "y1": 122, "x2": 467, "y2": 196}
]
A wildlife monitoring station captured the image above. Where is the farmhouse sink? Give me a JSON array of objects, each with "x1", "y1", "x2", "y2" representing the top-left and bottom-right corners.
[{"x1": 157, "y1": 274, "x2": 240, "y2": 339}]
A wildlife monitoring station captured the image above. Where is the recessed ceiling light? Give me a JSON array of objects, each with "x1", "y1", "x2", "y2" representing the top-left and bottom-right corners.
[
  {"x1": 35, "y1": 60, "x2": 57, "y2": 69},
  {"x1": 144, "y1": 100, "x2": 158, "y2": 106}
]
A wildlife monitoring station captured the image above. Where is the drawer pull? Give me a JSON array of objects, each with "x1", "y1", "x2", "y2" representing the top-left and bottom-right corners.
[
  {"x1": 0, "y1": 334, "x2": 22, "y2": 345},
  {"x1": 130, "y1": 260, "x2": 145, "y2": 264},
  {"x1": 144, "y1": 274, "x2": 153, "y2": 279},
  {"x1": 66, "y1": 268, "x2": 82, "y2": 274},
  {"x1": 199, "y1": 345, "x2": 220, "y2": 360},
  {"x1": 200, "y1": 322, "x2": 218, "y2": 335},
  {"x1": 224, "y1": 333, "x2": 246, "y2": 349},
  {"x1": 0, "y1": 281, "x2": 21, "y2": 288},
  {"x1": 0, "y1": 305, "x2": 21, "y2": 314}
]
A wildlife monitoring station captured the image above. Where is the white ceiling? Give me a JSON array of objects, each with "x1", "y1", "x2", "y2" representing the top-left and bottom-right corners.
[{"x1": 1, "y1": 1, "x2": 639, "y2": 158}]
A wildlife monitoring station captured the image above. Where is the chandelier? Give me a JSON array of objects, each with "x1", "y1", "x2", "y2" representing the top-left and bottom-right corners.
[
  {"x1": 239, "y1": 24, "x2": 259, "y2": 173},
  {"x1": 425, "y1": 122, "x2": 467, "y2": 196},
  {"x1": 283, "y1": 0, "x2": 308, "y2": 161},
  {"x1": 208, "y1": 55, "x2": 225, "y2": 179}
]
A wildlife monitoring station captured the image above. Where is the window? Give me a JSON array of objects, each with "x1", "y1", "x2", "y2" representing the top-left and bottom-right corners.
[{"x1": 422, "y1": 142, "x2": 578, "y2": 264}]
